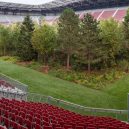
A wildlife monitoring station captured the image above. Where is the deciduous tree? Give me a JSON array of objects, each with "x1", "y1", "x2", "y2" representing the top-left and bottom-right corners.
[
  {"x1": 99, "y1": 18, "x2": 123, "y2": 67},
  {"x1": 32, "y1": 24, "x2": 56, "y2": 64}
]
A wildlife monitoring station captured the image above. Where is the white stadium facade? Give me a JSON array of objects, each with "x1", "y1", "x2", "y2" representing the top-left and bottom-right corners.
[{"x1": 0, "y1": 0, "x2": 129, "y2": 24}]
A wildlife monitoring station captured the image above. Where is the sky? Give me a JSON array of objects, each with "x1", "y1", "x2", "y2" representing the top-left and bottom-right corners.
[{"x1": 0, "y1": 0, "x2": 54, "y2": 5}]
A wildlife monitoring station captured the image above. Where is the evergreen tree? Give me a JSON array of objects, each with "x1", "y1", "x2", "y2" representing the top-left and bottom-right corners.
[
  {"x1": 58, "y1": 8, "x2": 79, "y2": 70},
  {"x1": 79, "y1": 13, "x2": 102, "y2": 72},
  {"x1": 123, "y1": 9, "x2": 129, "y2": 42},
  {"x1": 16, "y1": 15, "x2": 36, "y2": 61},
  {"x1": 123, "y1": 8, "x2": 129, "y2": 61}
]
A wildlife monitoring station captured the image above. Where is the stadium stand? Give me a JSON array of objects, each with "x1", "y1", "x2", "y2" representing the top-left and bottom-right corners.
[
  {"x1": 0, "y1": 0, "x2": 129, "y2": 24},
  {"x1": 77, "y1": 7, "x2": 128, "y2": 22},
  {"x1": 0, "y1": 74, "x2": 27, "y2": 100},
  {"x1": 0, "y1": 8, "x2": 126, "y2": 24},
  {"x1": 0, "y1": 7, "x2": 128, "y2": 25},
  {"x1": 0, "y1": 97, "x2": 129, "y2": 129},
  {"x1": 0, "y1": 79, "x2": 25, "y2": 95}
]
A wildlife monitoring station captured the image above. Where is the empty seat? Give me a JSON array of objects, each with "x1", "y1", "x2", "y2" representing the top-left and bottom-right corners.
[{"x1": 0, "y1": 98, "x2": 128, "y2": 129}]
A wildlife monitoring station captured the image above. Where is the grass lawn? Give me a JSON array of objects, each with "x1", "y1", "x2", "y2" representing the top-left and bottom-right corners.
[{"x1": 0, "y1": 61, "x2": 129, "y2": 110}]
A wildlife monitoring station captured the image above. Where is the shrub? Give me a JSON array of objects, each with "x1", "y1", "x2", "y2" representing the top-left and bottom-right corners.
[
  {"x1": 49, "y1": 68, "x2": 126, "y2": 89},
  {"x1": 118, "y1": 60, "x2": 129, "y2": 71},
  {"x1": 0, "y1": 56, "x2": 19, "y2": 63}
]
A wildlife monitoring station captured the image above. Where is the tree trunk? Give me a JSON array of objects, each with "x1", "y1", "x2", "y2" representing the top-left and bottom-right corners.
[
  {"x1": 4, "y1": 46, "x2": 6, "y2": 56},
  {"x1": 87, "y1": 50, "x2": 91, "y2": 73},
  {"x1": 88, "y1": 60, "x2": 91, "y2": 73},
  {"x1": 53, "y1": 51, "x2": 56, "y2": 61},
  {"x1": 67, "y1": 54, "x2": 70, "y2": 70},
  {"x1": 43, "y1": 53, "x2": 49, "y2": 66},
  {"x1": 38, "y1": 53, "x2": 40, "y2": 62},
  {"x1": 43, "y1": 55, "x2": 46, "y2": 65}
]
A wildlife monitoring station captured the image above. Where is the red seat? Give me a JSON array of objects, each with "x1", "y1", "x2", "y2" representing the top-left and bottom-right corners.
[
  {"x1": 26, "y1": 114, "x2": 33, "y2": 121},
  {"x1": 3, "y1": 117, "x2": 10, "y2": 128},
  {"x1": 43, "y1": 126, "x2": 53, "y2": 129},
  {"x1": 24, "y1": 119, "x2": 32, "y2": 129},
  {"x1": 19, "y1": 111, "x2": 26, "y2": 118},
  {"x1": 0, "y1": 98, "x2": 129, "y2": 129},
  {"x1": 43, "y1": 121, "x2": 50, "y2": 126},
  {"x1": 52, "y1": 123, "x2": 61, "y2": 129},
  {"x1": 18, "y1": 125, "x2": 28, "y2": 129},
  {"x1": 10, "y1": 121, "x2": 20, "y2": 129},
  {"x1": 55, "y1": 128, "x2": 64, "y2": 129},
  {"x1": 76, "y1": 126, "x2": 84, "y2": 129},
  {"x1": 35, "y1": 117, "x2": 42, "y2": 125},
  {"x1": 64, "y1": 124, "x2": 73, "y2": 129},
  {"x1": 33, "y1": 123, "x2": 42, "y2": 129}
]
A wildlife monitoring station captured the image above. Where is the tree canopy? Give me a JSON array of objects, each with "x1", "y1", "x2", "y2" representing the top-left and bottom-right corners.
[
  {"x1": 58, "y1": 8, "x2": 80, "y2": 69},
  {"x1": 79, "y1": 13, "x2": 102, "y2": 72},
  {"x1": 32, "y1": 24, "x2": 57, "y2": 64},
  {"x1": 16, "y1": 15, "x2": 36, "y2": 61},
  {"x1": 99, "y1": 18, "x2": 123, "y2": 67}
]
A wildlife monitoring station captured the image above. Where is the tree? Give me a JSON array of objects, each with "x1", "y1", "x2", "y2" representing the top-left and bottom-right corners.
[
  {"x1": 123, "y1": 8, "x2": 129, "y2": 42},
  {"x1": 32, "y1": 24, "x2": 56, "y2": 65},
  {"x1": 0, "y1": 25, "x2": 11, "y2": 56},
  {"x1": 99, "y1": 18, "x2": 123, "y2": 67},
  {"x1": 9, "y1": 24, "x2": 20, "y2": 55},
  {"x1": 58, "y1": 8, "x2": 79, "y2": 70},
  {"x1": 16, "y1": 15, "x2": 36, "y2": 61},
  {"x1": 122, "y1": 8, "x2": 129, "y2": 61},
  {"x1": 79, "y1": 13, "x2": 102, "y2": 72}
]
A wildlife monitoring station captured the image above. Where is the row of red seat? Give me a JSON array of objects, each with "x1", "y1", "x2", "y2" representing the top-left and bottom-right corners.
[
  {"x1": 0, "y1": 98, "x2": 129, "y2": 129},
  {"x1": 0, "y1": 125, "x2": 5, "y2": 129}
]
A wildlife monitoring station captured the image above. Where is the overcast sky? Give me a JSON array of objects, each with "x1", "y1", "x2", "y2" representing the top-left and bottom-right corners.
[{"x1": 0, "y1": 0, "x2": 54, "y2": 5}]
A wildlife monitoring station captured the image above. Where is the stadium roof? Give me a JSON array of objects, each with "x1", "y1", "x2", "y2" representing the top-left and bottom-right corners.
[
  {"x1": 0, "y1": 0, "x2": 84, "y2": 9},
  {"x1": 0, "y1": 0, "x2": 54, "y2": 5},
  {"x1": 0, "y1": 0, "x2": 128, "y2": 15}
]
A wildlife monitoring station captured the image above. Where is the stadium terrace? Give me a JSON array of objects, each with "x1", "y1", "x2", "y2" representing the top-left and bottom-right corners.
[{"x1": 0, "y1": 0, "x2": 129, "y2": 24}]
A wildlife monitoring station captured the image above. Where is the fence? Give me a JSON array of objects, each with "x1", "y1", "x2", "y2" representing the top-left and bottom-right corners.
[
  {"x1": 27, "y1": 93, "x2": 128, "y2": 121},
  {"x1": 0, "y1": 90, "x2": 128, "y2": 121},
  {"x1": 0, "y1": 73, "x2": 28, "y2": 93}
]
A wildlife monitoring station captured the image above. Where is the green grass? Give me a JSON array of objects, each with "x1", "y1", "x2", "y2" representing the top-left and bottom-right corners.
[
  {"x1": 103, "y1": 76, "x2": 129, "y2": 109},
  {"x1": 0, "y1": 61, "x2": 129, "y2": 110}
]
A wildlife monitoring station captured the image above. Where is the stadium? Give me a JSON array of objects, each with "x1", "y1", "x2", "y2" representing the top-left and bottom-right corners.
[
  {"x1": 0, "y1": 0, "x2": 129, "y2": 24},
  {"x1": 0, "y1": 0, "x2": 129, "y2": 129}
]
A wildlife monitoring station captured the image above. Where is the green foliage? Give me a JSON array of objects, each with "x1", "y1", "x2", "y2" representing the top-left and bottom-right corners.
[
  {"x1": 25, "y1": 61, "x2": 42, "y2": 70},
  {"x1": 16, "y1": 15, "x2": 36, "y2": 61},
  {"x1": 58, "y1": 8, "x2": 80, "y2": 69},
  {"x1": 123, "y1": 8, "x2": 129, "y2": 41},
  {"x1": 0, "y1": 25, "x2": 13, "y2": 56},
  {"x1": 9, "y1": 24, "x2": 20, "y2": 55},
  {"x1": 79, "y1": 13, "x2": 103, "y2": 72},
  {"x1": 0, "y1": 56, "x2": 19, "y2": 63},
  {"x1": 49, "y1": 68, "x2": 125, "y2": 89},
  {"x1": 118, "y1": 60, "x2": 129, "y2": 71},
  {"x1": 122, "y1": 9, "x2": 129, "y2": 61},
  {"x1": 99, "y1": 19, "x2": 123, "y2": 67},
  {"x1": 32, "y1": 24, "x2": 57, "y2": 64}
]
